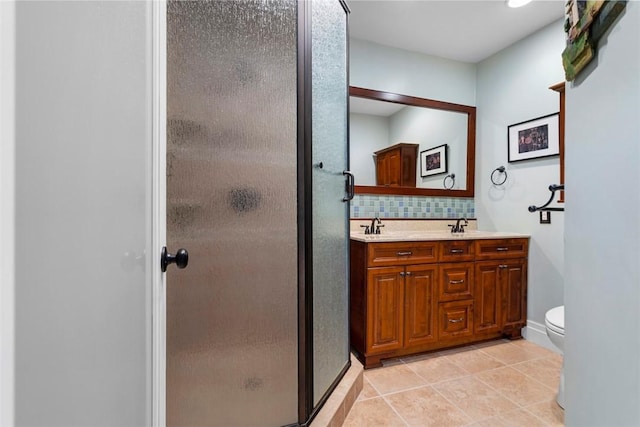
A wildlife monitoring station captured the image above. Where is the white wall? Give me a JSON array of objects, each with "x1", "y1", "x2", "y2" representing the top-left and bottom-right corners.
[
  {"x1": 350, "y1": 38, "x2": 476, "y2": 108},
  {"x1": 476, "y1": 20, "x2": 566, "y2": 336},
  {"x1": 350, "y1": 112, "x2": 389, "y2": 185},
  {"x1": 564, "y1": 3, "x2": 640, "y2": 425},
  {"x1": 389, "y1": 106, "x2": 468, "y2": 189},
  {"x1": 0, "y1": 2, "x2": 16, "y2": 425}
]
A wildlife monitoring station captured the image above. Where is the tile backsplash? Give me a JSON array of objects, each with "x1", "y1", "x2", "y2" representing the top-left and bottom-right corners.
[{"x1": 350, "y1": 195, "x2": 474, "y2": 219}]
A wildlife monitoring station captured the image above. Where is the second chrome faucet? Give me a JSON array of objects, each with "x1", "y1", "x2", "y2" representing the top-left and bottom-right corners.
[{"x1": 449, "y1": 217, "x2": 468, "y2": 233}]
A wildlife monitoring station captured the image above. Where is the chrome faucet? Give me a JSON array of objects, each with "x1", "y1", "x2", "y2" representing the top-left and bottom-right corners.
[
  {"x1": 449, "y1": 217, "x2": 468, "y2": 233},
  {"x1": 359, "y1": 217, "x2": 384, "y2": 235},
  {"x1": 370, "y1": 217, "x2": 384, "y2": 234}
]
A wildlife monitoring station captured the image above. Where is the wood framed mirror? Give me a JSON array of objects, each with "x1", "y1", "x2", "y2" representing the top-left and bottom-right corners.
[{"x1": 350, "y1": 86, "x2": 476, "y2": 198}]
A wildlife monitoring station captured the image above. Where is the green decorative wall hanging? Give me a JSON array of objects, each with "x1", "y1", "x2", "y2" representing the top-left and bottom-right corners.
[{"x1": 562, "y1": 0, "x2": 627, "y2": 81}]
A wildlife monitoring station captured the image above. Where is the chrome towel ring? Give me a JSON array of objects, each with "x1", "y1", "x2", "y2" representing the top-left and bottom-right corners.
[
  {"x1": 491, "y1": 166, "x2": 507, "y2": 186},
  {"x1": 443, "y1": 173, "x2": 455, "y2": 189}
]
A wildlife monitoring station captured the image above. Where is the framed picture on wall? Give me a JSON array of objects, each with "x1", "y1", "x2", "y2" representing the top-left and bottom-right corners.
[
  {"x1": 420, "y1": 144, "x2": 448, "y2": 177},
  {"x1": 508, "y1": 113, "x2": 560, "y2": 162}
]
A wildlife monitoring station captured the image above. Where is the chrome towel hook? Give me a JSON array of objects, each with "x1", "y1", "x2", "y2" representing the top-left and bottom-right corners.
[
  {"x1": 443, "y1": 173, "x2": 455, "y2": 189},
  {"x1": 491, "y1": 166, "x2": 508, "y2": 186}
]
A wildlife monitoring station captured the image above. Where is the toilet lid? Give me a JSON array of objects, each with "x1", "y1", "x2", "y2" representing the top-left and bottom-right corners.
[{"x1": 546, "y1": 306, "x2": 564, "y2": 333}]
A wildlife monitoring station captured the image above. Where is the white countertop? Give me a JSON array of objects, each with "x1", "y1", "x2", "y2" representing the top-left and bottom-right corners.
[{"x1": 350, "y1": 230, "x2": 530, "y2": 243}]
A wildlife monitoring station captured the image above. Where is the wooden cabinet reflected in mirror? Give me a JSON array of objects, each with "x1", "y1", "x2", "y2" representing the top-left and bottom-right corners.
[
  {"x1": 374, "y1": 143, "x2": 418, "y2": 187},
  {"x1": 350, "y1": 87, "x2": 476, "y2": 198}
]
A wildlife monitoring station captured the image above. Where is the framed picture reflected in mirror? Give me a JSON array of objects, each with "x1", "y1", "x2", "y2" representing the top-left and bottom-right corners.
[{"x1": 420, "y1": 144, "x2": 448, "y2": 177}]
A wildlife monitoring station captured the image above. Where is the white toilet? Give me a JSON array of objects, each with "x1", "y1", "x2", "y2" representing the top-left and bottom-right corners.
[{"x1": 545, "y1": 305, "x2": 565, "y2": 409}]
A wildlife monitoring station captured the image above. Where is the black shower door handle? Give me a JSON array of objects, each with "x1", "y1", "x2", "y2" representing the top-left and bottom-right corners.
[{"x1": 343, "y1": 170, "x2": 355, "y2": 202}]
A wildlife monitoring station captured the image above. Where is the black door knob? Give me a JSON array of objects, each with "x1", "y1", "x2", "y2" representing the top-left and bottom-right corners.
[{"x1": 161, "y1": 246, "x2": 189, "y2": 272}]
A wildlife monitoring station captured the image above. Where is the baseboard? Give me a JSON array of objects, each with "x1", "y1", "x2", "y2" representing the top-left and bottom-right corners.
[{"x1": 523, "y1": 320, "x2": 562, "y2": 355}]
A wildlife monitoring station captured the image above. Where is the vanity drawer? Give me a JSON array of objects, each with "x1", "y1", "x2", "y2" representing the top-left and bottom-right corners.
[
  {"x1": 438, "y1": 300, "x2": 474, "y2": 339},
  {"x1": 475, "y1": 238, "x2": 529, "y2": 260},
  {"x1": 367, "y1": 241, "x2": 439, "y2": 267},
  {"x1": 439, "y1": 263, "x2": 474, "y2": 302},
  {"x1": 440, "y1": 240, "x2": 475, "y2": 262}
]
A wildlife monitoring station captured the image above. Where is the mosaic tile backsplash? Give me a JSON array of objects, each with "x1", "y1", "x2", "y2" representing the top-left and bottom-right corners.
[{"x1": 350, "y1": 195, "x2": 475, "y2": 219}]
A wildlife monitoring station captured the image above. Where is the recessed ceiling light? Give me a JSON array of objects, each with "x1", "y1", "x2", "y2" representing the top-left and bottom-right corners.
[{"x1": 506, "y1": 0, "x2": 533, "y2": 8}]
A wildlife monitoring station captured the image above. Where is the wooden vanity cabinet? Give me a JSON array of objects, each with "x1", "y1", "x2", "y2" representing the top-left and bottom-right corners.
[
  {"x1": 350, "y1": 237, "x2": 529, "y2": 368},
  {"x1": 374, "y1": 143, "x2": 418, "y2": 187}
]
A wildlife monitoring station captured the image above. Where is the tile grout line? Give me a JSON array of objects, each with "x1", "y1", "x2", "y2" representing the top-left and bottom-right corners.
[
  {"x1": 379, "y1": 394, "x2": 411, "y2": 426},
  {"x1": 360, "y1": 372, "x2": 410, "y2": 426},
  {"x1": 467, "y1": 366, "x2": 529, "y2": 409},
  {"x1": 428, "y1": 380, "x2": 482, "y2": 425},
  {"x1": 368, "y1": 373, "x2": 475, "y2": 400},
  {"x1": 520, "y1": 402, "x2": 560, "y2": 426},
  {"x1": 510, "y1": 356, "x2": 562, "y2": 393}
]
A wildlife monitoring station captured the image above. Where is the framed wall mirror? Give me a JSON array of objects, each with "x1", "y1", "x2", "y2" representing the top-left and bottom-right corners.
[{"x1": 350, "y1": 86, "x2": 476, "y2": 198}]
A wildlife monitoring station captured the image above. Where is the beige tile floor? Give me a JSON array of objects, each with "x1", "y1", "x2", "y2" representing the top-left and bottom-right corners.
[{"x1": 344, "y1": 339, "x2": 564, "y2": 426}]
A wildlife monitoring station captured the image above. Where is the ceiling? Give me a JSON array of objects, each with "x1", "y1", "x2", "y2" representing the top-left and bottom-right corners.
[
  {"x1": 350, "y1": 96, "x2": 406, "y2": 115},
  {"x1": 347, "y1": 0, "x2": 565, "y2": 64}
]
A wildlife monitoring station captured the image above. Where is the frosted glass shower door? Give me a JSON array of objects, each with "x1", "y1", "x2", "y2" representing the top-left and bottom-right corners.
[
  {"x1": 311, "y1": 0, "x2": 350, "y2": 407},
  {"x1": 166, "y1": 1, "x2": 298, "y2": 426}
]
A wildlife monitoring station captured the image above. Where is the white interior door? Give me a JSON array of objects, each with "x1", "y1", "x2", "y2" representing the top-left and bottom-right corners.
[{"x1": 10, "y1": 2, "x2": 159, "y2": 425}]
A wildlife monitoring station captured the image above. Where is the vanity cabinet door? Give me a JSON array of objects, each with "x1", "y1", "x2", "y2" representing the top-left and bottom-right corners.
[
  {"x1": 375, "y1": 150, "x2": 397, "y2": 186},
  {"x1": 404, "y1": 265, "x2": 438, "y2": 348},
  {"x1": 366, "y1": 267, "x2": 404, "y2": 355},
  {"x1": 475, "y1": 258, "x2": 527, "y2": 336},
  {"x1": 501, "y1": 259, "x2": 527, "y2": 333},
  {"x1": 474, "y1": 261, "x2": 502, "y2": 335}
]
